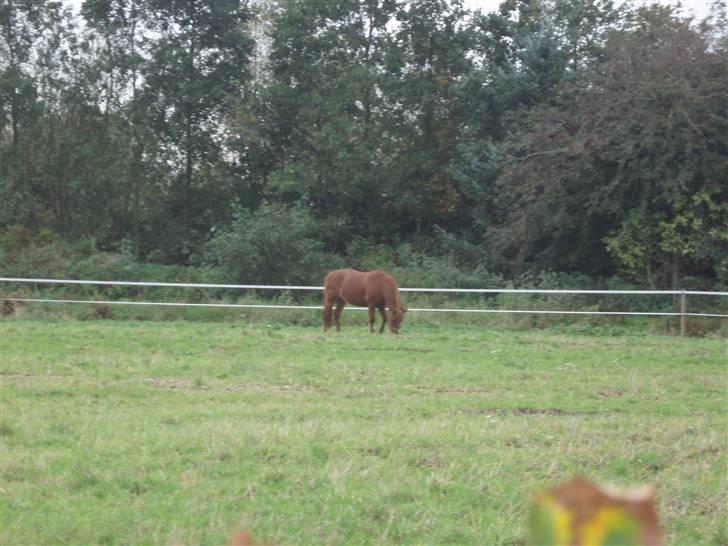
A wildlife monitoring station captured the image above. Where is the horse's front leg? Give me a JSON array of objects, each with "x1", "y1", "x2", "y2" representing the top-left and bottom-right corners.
[{"x1": 377, "y1": 305, "x2": 387, "y2": 334}]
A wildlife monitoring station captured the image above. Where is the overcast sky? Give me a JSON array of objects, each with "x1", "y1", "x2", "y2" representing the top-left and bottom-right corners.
[
  {"x1": 61, "y1": 0, "x2": 715, "y2": 23},
  {"x1": 464, "y1": 0, "x2": 714, "y2": 19}
]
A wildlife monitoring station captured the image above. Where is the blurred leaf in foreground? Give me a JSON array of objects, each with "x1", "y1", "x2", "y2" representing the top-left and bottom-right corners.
[{"x1": 528, "y1": 476, "x2": 663, "y2": 546}]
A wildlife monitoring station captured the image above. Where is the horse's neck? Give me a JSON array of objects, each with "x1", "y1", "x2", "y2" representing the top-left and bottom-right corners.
[{"x1": 383, "y1": 282, "x2": 400, "y2": 309}]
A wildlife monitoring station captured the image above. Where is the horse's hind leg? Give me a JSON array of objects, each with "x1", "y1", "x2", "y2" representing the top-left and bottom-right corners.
[
  {"x1": 334, "y1": 298, "x2": 346, "y2": 332},
  {"x1": 323, "y1": 303, "x2": 332, "y2": 332},
  {"x1": 377, "y1": 304, "x2": 387, "y2": 334},
  {"x1": 323, "y1": 291, "x2": 333, "y2": 332}
]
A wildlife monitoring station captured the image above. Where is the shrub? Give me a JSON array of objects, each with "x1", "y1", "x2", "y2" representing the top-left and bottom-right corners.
[
  {"x1": 205, "y1": 203, "x2": 344, "y2": 285},
  {"x1": 0, "y1": 225, "x2": 34, "y2": 258},
  {"x1": 0, "y1": 241, "x2": 70, "y2": 279},
  {"x1": 0, "y1": 225, "x2": 66, "y2": 276}
]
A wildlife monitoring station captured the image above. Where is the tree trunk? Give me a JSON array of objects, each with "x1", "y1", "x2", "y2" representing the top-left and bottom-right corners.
[{"x1": 671, "y1": 256, "x2": 680, "y2": 291}]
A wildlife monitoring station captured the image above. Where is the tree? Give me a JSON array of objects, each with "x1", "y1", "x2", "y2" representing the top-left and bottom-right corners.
[
  {"x1": 382, "y1": 0, "x2": 475, "y2": 235},
  {"x1": 262, "y1": 0, "x2": 477, "y2": 247},
  {"x1": 0, "y1": 1, "x2": 84, "y2": 233},
  {"x1": 80, "y1": 0, "x2": 156, "y2": 254},
  {"x1": 261, "y1": 0, "x2": 402, "y2": 245},
  {"x1": 1, "y1": 1, "x2": 33, "y2": 148},
  {"x1": 449, "y1": 0, "x2": 619, "y2": 256},
  {"x1": 487, "y1": 6, "x2": 728, "y2": 283},
  {"x1": 141, "y1": 0, "x2": 254, "y2": 261}
]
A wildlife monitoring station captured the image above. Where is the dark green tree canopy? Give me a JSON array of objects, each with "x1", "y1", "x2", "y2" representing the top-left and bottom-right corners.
[{"x1": 2, "y1": 0, "x2": 726, "y2": 288}]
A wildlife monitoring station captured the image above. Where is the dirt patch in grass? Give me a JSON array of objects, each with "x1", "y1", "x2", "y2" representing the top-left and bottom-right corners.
[
  {"x1": 300, "y1": 333, "x2": 326, "y2": 342},
  {"x1": 597, "y1": 389, "x2": 624, "y2": 397},
  {"x1": 1, "y1": 373, "x2": 72, "y2": 385},
  {"x1": 413, "y1": 385, "x2": 490, "y2": 394},
  {"x1": 414, "y1": 457, "x2": 445, "y2": 469},
  {"x1": 145, "y1": 377, "x2": 195, "y2": 389},
  {"x1": 349, "y1": 347, "x2": 434, "y2": 353},
  {"x1": 461, "y1": 407, "x2": 593, "y2": 416},
  {"x1": 548, "y1": 338, "x2": 623, "y2": 349},
  {"x1": 1, "y1": 373, "x2": 35, "y2": 384},
  {"x1": 225, "y1": 383, "x2": 323, "y2": 393},
  {"x1": 145, "y1": 378, "x2": 324, "y2": 393},
  {"x1": 0, "y1": 422, "x2": 16, "y2": 436},
  {"x1": 680, "y1": 445, "x2": 722, "y2": 462}
]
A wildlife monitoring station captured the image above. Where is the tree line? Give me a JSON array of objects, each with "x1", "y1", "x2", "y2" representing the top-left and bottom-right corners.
[{"x1": 1, "y1": 0, "x2": 726, "y2": 289}]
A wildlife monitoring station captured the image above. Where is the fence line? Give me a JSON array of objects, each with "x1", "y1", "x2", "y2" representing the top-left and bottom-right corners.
[
  {"x1": 1, "y1": 277, "x2": 726, "y2": 296},
  {"x1": 3, "y1": 297, "x2": 727, "y2": 318},
  {"x1": 2, "y1": 279, "x2": 727, "y2": 329}
]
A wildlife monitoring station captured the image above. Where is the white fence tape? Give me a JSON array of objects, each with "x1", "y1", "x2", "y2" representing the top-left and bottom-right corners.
[{"x1": 1, "y1": 278, "x2": 726, "y2": 319}]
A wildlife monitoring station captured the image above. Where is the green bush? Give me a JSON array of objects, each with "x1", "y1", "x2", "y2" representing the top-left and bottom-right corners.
[
  {"x1": 0, "y1": 241, "x2": 69, "y2": 279},
  {"x1": 0, "y1": 225, "x2": 65, "y2": 276},
  {"x1": 0, "y1": 225, "x2": 34, "y2": 257},
  {"x1": 204, "y1": 203, "x2": 344, "y2": 285}
]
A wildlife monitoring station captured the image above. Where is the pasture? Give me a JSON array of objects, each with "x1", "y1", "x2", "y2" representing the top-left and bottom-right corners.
[{"x1": 1, "y1": 320, "x2": 726, "y2": 545}]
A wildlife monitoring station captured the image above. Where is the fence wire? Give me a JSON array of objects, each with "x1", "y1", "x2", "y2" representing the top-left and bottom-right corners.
[{"x1": 2, "y1": 277, "x2": 726, "y2": 319}]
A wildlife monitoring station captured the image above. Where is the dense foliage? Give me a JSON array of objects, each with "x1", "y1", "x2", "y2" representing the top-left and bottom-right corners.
[{"x1": 1, "y1": 0, "x2": 726, "y2": 288}]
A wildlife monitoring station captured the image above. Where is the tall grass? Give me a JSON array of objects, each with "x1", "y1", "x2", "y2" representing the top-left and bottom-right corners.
[{"x1": 1, "y1": 321, "x2": 726, "y2": 545}]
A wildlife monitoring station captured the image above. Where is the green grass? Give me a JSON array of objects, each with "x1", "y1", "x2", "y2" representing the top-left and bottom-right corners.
[{"x1": 1, "y1": 319, "x2": 726, "y2": 545}]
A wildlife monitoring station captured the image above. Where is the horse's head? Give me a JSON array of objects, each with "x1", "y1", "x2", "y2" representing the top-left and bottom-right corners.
[{"x1": 389, "y1": 305, "x2": 407, "y2": 334}]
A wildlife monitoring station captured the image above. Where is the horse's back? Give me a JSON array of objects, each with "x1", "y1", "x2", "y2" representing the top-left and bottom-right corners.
[
  {"x1": 324, "y1": 268, "x2": 353, "y2": 290},
  {"x1": 364, "y1": 269, "x2": 397, "y2": 287},
  {"x1": 324, "y1": 269, "x2": 358, "y2": 303}
]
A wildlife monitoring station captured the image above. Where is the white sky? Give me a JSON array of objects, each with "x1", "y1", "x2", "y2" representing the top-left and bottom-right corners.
[
  {"x1": 62, "y1": 0, "x2": 715, "y2": 22},
  {"x1": 464, "y1": 0, "x2": 713, "y2": 19}
]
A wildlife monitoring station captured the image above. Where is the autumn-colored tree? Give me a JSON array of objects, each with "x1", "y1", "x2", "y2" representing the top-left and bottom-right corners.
[{"x1": 489, "y1": 5, "x2": 728, "y2": 283}]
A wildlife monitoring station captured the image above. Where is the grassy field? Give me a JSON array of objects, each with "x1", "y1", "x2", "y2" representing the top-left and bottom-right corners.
[{"x1": 1, "y1": 319, "x2": 726, "y2": 545}]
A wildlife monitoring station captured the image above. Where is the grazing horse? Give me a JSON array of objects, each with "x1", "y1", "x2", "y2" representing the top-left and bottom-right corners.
[{"x1": 323, "y1": 269, "x2": 407, "y2": 334}]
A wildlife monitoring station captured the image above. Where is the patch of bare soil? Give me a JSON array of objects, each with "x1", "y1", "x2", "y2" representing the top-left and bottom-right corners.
[
  {"x1": 549, "y1": 337, "x2": 622, "y2": 349},
  {"x1": 681, "y1": 445, "x2": 722, "y2": 462},
  {"x1": 597, "y1": 389, "x2": 624, "y2": 397},
  {"x1": 460, "y1": 407, "x2": 592, "y2": 416},
  {"x1": 300, "y1": 333, "x2": 325, "y2": 342},
  {"x1": 144, "y1": 378, "x2": 324, "y2": 393},
  {"x1": 412, "y1": 385, "x2": 490, "y2": 394},
  {"x1": 349, "y1": 347, "x2": 433, "y2": 353},
  {"x1": 145, "y1": 377, "x2": 195, "y2": 389},
  {"x1": 414, "y1": 457, "x2": 445, "y2": 469},
  {"x1": 224, "y1": 383, "x2": 323, "y2": 393},
  {"x1": 1, "y1": 373, "x2": 71, "y2": 385},
  {"x1": 1, "y1": 372, "x2": 33, "y2": 379}
]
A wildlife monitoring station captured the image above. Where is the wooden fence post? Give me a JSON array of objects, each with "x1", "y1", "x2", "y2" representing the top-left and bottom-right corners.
[{"x1": 680, "y1": 291, "x2": 687, "y2": 337}]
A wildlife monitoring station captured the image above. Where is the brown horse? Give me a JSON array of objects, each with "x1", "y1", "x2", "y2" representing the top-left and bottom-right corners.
[{"x1": 323, "y1": 269, "x2": 407, "y2": 334}]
